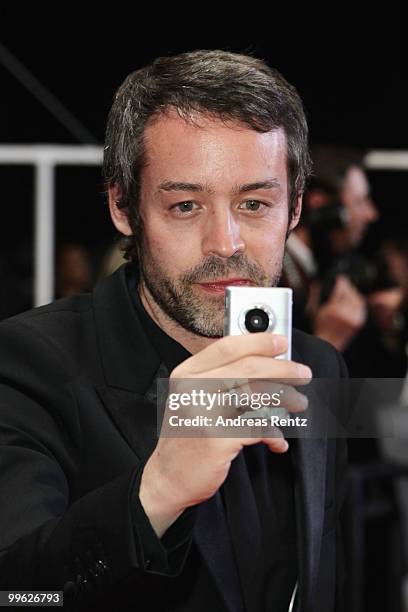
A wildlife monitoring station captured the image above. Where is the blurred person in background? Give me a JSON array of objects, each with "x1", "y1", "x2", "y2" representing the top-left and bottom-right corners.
[
  {"x1": 55, "y1": 243, "x2": 93, "y2": 298},
  {"x1": 282, "y1": 145, "x2": 405, "y2": 375},
  {"x1": 282, "y1": 149, "x2": 374, "y2": 350}
]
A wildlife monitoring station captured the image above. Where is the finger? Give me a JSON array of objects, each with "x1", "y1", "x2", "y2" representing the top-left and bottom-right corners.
[
  {"x1": 199, "y1": 356, "x2": 312, "y2": 383},
  {"x1": 262, "y1": 431, "x2": 289, "y2": 453},
  {"x1": 247, "y1": 381, "x2": 309, "y2": 413},
  {"x1": 221, "y1": 380, "x2": 308, "y2": 414},
  {"x1": 172, "y1": 333, "x2": 289, "y2": 375},
  {"x1": 232, "y1": 419, "x2": 288, "y2": 449}
]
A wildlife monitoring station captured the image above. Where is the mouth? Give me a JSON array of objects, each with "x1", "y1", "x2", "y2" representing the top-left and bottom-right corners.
[{"x1": 195, "y1": 278, "x2": 254, "y2": 293}]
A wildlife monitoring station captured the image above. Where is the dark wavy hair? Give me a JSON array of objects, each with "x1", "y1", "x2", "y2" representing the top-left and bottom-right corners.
[{"x1": 103, "y1": 49, "x2": 312, "y2": 261}]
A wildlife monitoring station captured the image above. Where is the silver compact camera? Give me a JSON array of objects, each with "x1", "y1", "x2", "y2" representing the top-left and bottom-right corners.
[{"x1": 224, "y1": 286, "x2": 292, "y2": 360}]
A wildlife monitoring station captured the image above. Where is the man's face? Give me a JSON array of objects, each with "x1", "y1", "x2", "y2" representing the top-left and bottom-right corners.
[
  {"x1": 134, "y1": 111, "x2": 300, "y2": 338},
  {"x1": 341, "y1": 166, "x2": 378, "y2": 246}
]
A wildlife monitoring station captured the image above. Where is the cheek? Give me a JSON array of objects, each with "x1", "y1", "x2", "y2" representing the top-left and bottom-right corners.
[
  {"x1": 243, "y1": 215, "x2": 289, "y2": 249},
  {"x1": 142, "y1": 219, "x2": 200, "y2": 270},
  {"x1": 140, "y1": 221, "x2": 171, "y2": 269}
]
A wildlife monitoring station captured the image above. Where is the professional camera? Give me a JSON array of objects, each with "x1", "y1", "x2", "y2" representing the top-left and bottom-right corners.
[
  {"x1": 317, "y1": 252, "x2": 397, "y2": 303},
  {"x1": 307, "y1": 201, "x2": 348, "y2": 232},
  {"x1": 304, "y1": 201, "x2": 350, "y2": 278}
]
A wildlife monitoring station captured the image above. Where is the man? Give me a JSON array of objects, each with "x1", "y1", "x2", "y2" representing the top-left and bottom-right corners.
[
  {"x1": 301, "y1": 147, "x2": 401, "y2": 379},
  {"x1": 311, "y1": 146, "x2": 378, "y2": 252},
  {"x1": 283, "y1": 146, "x2": 379, "y2": 351},
  {"x1": 0, "y1": 51, "x2": 347, "y2": 611}
]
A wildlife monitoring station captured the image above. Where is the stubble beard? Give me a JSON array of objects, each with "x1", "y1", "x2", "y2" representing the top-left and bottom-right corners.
[{"x1": 138, "y1": 250, "x2": 284, "y2": 338}]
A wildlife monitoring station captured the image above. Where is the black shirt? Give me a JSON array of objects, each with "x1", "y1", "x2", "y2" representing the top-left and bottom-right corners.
[{"x1": 126, "y1": 262, "x2": 298, "y2": 611}]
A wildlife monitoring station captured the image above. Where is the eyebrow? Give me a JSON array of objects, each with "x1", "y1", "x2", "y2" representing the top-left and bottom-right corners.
[
  {"x1": 236, "y1": 179, "x2": 281, "y2": 193},
  {"x1": 157, "y1": 178, "x2": 281, "y2": 194},
  {"x1": 158, "y1": 181, "x2": 208, "y2": 193}
]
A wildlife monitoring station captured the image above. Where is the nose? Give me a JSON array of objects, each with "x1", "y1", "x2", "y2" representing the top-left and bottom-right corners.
[
  {"x1": 202, "y1": 208, "x2": 245, "y2": 258},
  {"x1": 364, "y1": 197, "x2": 379, "y2": 223}
]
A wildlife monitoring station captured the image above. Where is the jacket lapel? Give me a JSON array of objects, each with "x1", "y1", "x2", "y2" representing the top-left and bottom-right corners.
[
  {"x1": 220, "y1": 452, "x2": 264, "y2": 612},
  {"x1": 291, "y1": 345, "x2": 328, "y2": 612},
  {"x1": 194, "y1": 491, "x2": 245, "y2": 612},
  {"x1": 291, "y1": 437, "x2": 327, "y2": 612},
  {"x1": 94, "y1": 361, "x2": 170, "y2": 461},
  {"x1": 92, "y1": 265, "x2": 163, "y2": 396}
]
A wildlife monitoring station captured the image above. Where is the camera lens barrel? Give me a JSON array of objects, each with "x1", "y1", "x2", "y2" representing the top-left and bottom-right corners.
[{"x1": 240, "y1": 305, "x2": 276, "y2": 334}]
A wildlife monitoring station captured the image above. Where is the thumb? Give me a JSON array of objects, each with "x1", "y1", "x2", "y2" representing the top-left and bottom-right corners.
[{"x1": 262, "y1": 436, "x2": 289, "y2": 454}]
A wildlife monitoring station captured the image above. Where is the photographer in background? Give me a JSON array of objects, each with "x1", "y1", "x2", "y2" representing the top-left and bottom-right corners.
[
  {"x1": 283, "y1": 145, "x2": 403, "y2": 373},
  {"x1": 283, "y1": 169, "x2": 370, "y2": 350}
]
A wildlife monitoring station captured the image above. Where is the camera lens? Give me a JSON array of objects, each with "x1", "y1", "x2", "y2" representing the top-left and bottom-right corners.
[{"x1": 244, "y1": 308, "x2": 270, "y2": 333}]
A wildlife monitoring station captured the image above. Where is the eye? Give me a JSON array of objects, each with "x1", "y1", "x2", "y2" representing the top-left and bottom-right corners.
[
  {"x1": 239, "y1": 200, "x2": 268, "y2": 213},
  {"x1": 170, "y1": 201, "x2": 198, "y2": 215}
]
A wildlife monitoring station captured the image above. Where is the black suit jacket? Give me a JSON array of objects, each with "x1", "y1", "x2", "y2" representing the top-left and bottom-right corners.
[{"x1": 0, "y1": 264, "x2": 348, "y2": 611}]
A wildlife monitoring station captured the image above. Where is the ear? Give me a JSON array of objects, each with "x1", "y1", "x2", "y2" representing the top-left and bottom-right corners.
[
  {"x1": 108, "y1": 184, "x2": 133, "y2": 236},
  {"x1": 288, "y1": 193, "x2": 303, "y2": 231}
]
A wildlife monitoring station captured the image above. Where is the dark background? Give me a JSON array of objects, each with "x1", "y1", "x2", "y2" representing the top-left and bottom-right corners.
[{"x1": 1, "y1": 25, "x2": 407, "y2": 297}]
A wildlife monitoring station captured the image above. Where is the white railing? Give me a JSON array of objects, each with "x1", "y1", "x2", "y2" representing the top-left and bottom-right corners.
[
  {"x1": 365, "y1": 150, "x2": 408, "y2": 170},
  {"x1": 0, "y1": 145, "x2": 406, "y2": 307},
  {"x1": 0, "y1": 145, "x2": 103, "y2": 306}
]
